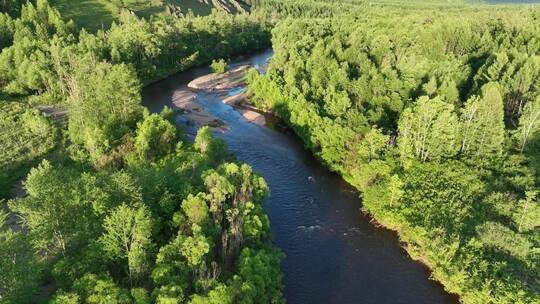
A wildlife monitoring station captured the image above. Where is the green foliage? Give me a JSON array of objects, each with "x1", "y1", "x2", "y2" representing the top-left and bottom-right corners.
[
  {"x1": 71, "y1": 273, "x2": 132, "y2": 303},
  {"x1": 134, "y1": 112, "x2": 177, "y2": 161},
  {"x1": 0, "y1": 101, "x2": 57, "y2": 198},
  {"x1": 50, "y1": 0, "x2": 250, "y2": 32},
  {"x1": 189, "y1": 284, "x2": 233, "y2": 304},
  {"x1": 210, "y1": 59, "x2": 227, "y2": 74},
  {"x1": 194, "y1": 126, "x2": 228, "y2": 163},
  {"x1": 249, "y1": 2, "x2": 540, "y2": 302},
  {"x1": 477, "y1": 221, "x2": 531, "y2": 259},
  {"x1": 0, "y1": 0, "x2": 271, "y2": 100},
  {"x1": 354, "y1": 128, "x2": 389, "y2": 161},
  {"x1": 0, "y1": 12, "x2": 14, "y2": 50},
  {"x1": 181, "y1": 193, "x2": 210, "y2": 226},
  {"x1": 516, "y1": 190, "x2": 540, "y2": 233},
  {"x1": 8, "y1": 129, "x2": 282, "y2": 302},
  {"x1": 0, "y1": 209, "x2": 43, "y2": 303},
  {"x1": 401, "y1": 162, "x2": 485, "y2": 235},
  {"x1": 0, "y1": 1, "x2": 281, "y2": 302},
  {"x1": 232, "y1": 246, "x2": 284, "y2": 304},
  {"x1": 459, "y1": 83, "x2": 506, "y2": 158},
  {"x1": 180, "y1": 235, "x2": 210, "y2": 266},
  {"x1": 516, "y1": 96, "x2": 540, "y2": 152},
  {"x1": 9, "y1": 160, "x2": 143, "y2": 254},
  {"x1": 50, "y1": 291, "x2": 81, "y2": 304},
  {"x1": 0, "y1": 0, "x2": 75, "y2": 96},
  {"x1": 0, "y1": 0, "x2": 27, "y2": 17},
  {"x1": 67, "y1": 60, "x2": 143, "y2": 163},
  {"x1": 131, "y1": 287, "x2": 151, "y2": 304},
  {"x1": 100, "y1": 203, "x2": 154, "y2": 281},
  {"x1": 398, "y1": 96, "x2": 459, "y2": 163}
]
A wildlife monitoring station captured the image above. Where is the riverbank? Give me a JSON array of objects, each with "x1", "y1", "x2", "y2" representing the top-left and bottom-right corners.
[
  {"x1": 247, "y1": 9, "x2": 540, "y2": 301},
  {"x1": 169, "y1": 64, "x2": 267, "y2": 128},
  {"x1": 338, "y1": 172, "x2": 463, "y2": 302},
  {"x1": 142, "y1": 49, "x2": 457, "y2": 303},
  {"x1": 246, "y1": 96, "x2": 464, "y2": 301},
  {"x1": 240, "y1": 88, "x2": 463, "y2": 303},
  {"x1": 174, "y1": 60, "x2": 461, "y2": 302},
  {"x1": 182, "y1": 59, "x2": 463, "y2": 302}
]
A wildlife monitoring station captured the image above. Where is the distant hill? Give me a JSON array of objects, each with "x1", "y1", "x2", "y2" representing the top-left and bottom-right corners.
[{"x1": 50, "y1": 0, "x2": 251, "y2": 32}]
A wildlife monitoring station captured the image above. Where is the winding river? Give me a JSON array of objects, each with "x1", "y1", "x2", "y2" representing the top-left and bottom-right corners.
[{"x1": 143, "y1": 50, "x2": 457, "y2": 304}]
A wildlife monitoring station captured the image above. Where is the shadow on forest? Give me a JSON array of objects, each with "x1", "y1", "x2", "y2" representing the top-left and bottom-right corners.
[{"x1": 524, "y1": 133, "x2": 540, "y2": 184}]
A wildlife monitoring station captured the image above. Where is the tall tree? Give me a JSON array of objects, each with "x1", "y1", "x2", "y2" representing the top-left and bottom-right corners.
[
  {"x1": 398, "y1": 96, "x2": 459, "y2": 163},
  {"x1": 354, "y1": 128, "x2": 389, "y2": 161},
  {"x1": 99, "y1": 203, "x2": 154, "y2": 283},
  {"x1": 0, "y1": 210, "x2": 42, "y2": 303},
  {"x1": 67, "y1": 59, "x2": 143, "y2": 162},
  {"x1": 517, "y1": 190, "x2": 539, "y2": 233},
  {"x1": 134, "y1": 112, "x2": 177, "y2": 161},
  {"x1": 516, "y1": 97, "x2": 540, "y2": 152},
  {"x1": 9, "y1": 161, "x2": 98, "y2": 255},
  {"x1": 459, "y1": 82, "x2": 505, "y2": 158}
]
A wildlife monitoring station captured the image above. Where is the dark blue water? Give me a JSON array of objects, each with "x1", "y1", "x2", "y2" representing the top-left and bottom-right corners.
[{"x1": 143, "y1": 50, "x2": 458, "y2": 304}]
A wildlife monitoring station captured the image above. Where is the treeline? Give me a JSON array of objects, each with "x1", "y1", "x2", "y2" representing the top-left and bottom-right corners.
[
  {"x1": 1, "y1": 0, "x2": 282, "y2": 302},
  {"x1": 250, "y1": 0, "x2": 473, "y2": 19},
  {"x1": 249, "y1": 3, "x2": 540, "y2": 304},
  {"x1": 252, "y1": 0, "x2": 366, "y2": 19}
]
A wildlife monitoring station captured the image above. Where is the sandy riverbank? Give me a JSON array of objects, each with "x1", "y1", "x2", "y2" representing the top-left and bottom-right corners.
[
  {"x1": 221, "y1": 93, "x2": 266, "y2": 125},
  {"x1": 188, "y1": 65, "x2": 250, "y2": 90},
  {"x1": 175, "y1": 64, "x2": 266, "y2": 126},
  {"x1": 170, "y1": 85, "x2": 227, "y2": 130}
]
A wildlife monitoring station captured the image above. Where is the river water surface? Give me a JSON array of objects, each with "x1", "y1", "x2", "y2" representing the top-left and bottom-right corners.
[{"x1": 143, "y1": 50, "x2": 457, "y2": 304}]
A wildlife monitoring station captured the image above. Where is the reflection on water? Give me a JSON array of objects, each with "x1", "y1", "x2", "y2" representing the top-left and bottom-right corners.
[
  {"x1": 227, "y1": 87, "x2": 246, "y2": 96},
  {"x1": 142, "y1": 50, "x2": 458, "y2": 304}
]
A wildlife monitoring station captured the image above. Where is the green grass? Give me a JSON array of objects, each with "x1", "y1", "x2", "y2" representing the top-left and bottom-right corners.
[
  {"x1": 50, "y1": 0, "x2": 118, "y2": 32},
  {"x1": 50, "y1": 0, "x2": 250, "y2": 32},
  {"x1": 0, "y1": 101, "x2": 57, "y2": 198},
  {"x1": 167, "y1": 0, "x2": 213, "y2": 15}
]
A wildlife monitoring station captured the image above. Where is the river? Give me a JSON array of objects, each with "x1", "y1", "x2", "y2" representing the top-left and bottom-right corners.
[{"x1": 142, "y1": 50, "x2": 457, "y2": 304}]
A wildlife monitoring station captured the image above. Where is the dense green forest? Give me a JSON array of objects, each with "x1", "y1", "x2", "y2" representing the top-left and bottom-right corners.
[
  {"x1": 248, "y1": 1, "x2": 540, "y2": 303},
  {"x1": 2, "y1": 0, "x2": 540, "y2": 303},
  {"x1": 0, "y1": 1, "x2": 282, "y2": 303},
  {"x1": 0, "y1": 0, "x2": 270, "y2": 195}
]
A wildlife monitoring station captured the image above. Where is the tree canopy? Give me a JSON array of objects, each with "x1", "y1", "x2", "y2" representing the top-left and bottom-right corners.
[
  {"x1": 0, "y1": 1, "x2": 281, "y2": 302},
  {"x1": 248, "y1": 2, "x2": 540, "y2": 303}
]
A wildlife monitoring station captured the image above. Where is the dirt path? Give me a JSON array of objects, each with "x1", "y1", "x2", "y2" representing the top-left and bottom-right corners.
[{"x1": 37, "y1": 105, "x2": 68, "y2": 122}]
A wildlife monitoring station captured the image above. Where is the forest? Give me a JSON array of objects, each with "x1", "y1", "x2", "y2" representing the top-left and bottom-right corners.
[
  {"x1": 248, "y1": 1, "x2": 540, "y2": 303},
  {"x1": 2, "y1": 0, "x2": 540, "y2": 303},
  {"x1": 1, "y1": 0, "x2": 282, "y2": 303}
]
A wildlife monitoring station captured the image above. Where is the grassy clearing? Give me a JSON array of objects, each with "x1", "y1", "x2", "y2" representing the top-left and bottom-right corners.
[
  {"x1": 50, "y1": 0, "x2": 249, "y2": 32},
  {"x1": 50, "y1": 0, "x2": 118, "y2": 31},
  {"x1": 0, "y1": 101, "x2": 58, "y2": 198}
]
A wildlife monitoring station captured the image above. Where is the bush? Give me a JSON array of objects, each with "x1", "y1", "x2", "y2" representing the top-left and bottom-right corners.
[
  {"x1": 210, "y1": 59, "x2": 227, "y2": 74},
  {"x1": 134, "y1": 113, "x2": 177, "y2": 161}
]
